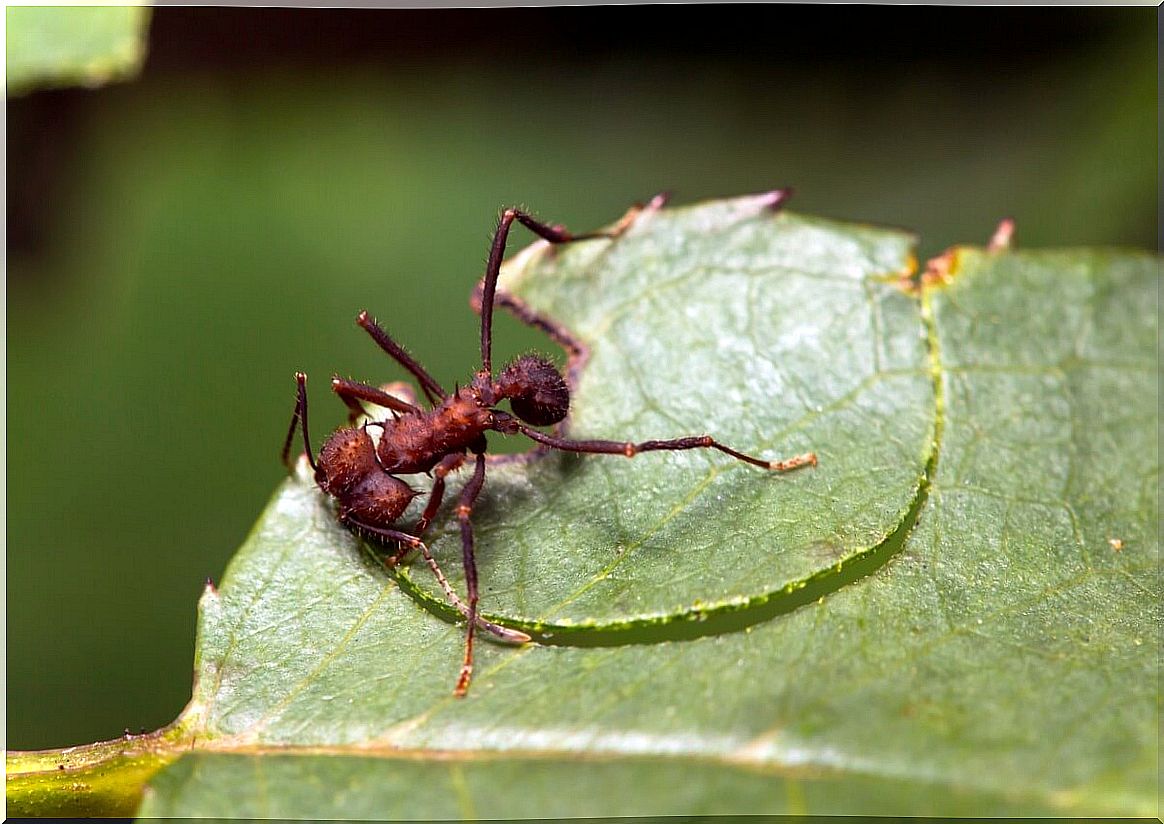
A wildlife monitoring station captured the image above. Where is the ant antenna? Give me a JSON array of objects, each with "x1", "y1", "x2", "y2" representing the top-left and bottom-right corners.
[
  {"x1": 479, "y1": 208, "x2": 599, "y2": 376},
  {"x1": 479, "y1": 211, "x2": 516, "y2": 376},
  {"x1": 281, "y1": 372, "x2": 317, "y2": 473}
]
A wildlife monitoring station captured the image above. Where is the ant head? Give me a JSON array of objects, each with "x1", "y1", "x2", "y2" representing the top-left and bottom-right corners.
[{"x1": 495, "y1": 354, "x2": 569, "y2": 426}]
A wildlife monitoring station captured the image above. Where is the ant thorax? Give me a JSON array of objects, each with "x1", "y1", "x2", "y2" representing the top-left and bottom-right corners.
[
  {"x1": 370, "y1": 385, "x2": 491, "y2": 475},
  {"x1": 357, "y1": 356, "x2": 570, "y2": 475}
]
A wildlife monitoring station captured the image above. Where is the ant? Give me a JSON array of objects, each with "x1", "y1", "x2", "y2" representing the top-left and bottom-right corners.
[{"x1": 282, "y1": 201, "x2": 818, "y2": 697}]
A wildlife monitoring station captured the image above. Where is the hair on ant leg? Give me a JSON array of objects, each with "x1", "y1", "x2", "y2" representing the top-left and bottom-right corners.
[{"x1": 283, "y1": 198, "x2": 815, "y2": 696}]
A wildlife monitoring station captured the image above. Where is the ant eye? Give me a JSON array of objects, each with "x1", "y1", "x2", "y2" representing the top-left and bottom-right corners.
[{"x1": 497, "y1": 355, "x2": 569, "y2": 426}]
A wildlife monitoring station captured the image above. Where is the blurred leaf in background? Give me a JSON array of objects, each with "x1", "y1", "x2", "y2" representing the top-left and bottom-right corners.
[
  {"x1": 5, "y1": 6, "x2": 1156, "y2": 752},
  {"x1": 6, "y1": 6, "x2": 150, "y2": 96}
]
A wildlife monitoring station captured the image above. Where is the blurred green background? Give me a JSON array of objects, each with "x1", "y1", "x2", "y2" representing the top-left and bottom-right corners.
[{"x1": 7, "y1": 7, "x2": 1156, "y2": 749}]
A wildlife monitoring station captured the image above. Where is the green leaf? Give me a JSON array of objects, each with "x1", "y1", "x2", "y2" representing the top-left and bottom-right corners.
[
  {"x1": 404, "y1": 196, "x2": 932, "y2": 636},
  {"x1": 6, "y1": 6, "x2": 150, "y2": 96},
  {"x1": 8, "y1": 195, "x2": 1157, "y2": 818}
]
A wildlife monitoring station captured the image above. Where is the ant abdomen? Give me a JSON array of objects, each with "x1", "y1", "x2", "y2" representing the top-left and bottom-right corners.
[
  {"x1": 316, "y1": 428, "x2": 377, "y2": 494},
  {"x1": 317, "y1": 428, "x2": 417, "y2": 523},
  {"x1": 497, "y1": 354, "x2": 569, "y2": 426},
  {"x1": 341, "y1": 471, "x2": 417, "y2": 526}
]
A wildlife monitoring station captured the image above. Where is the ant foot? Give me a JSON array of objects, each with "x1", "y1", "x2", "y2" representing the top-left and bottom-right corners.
[
  {"x1": 605, "y1": 191, "x2": 671, "y2": 238},
  {"x1": 761, "y1": 188, "x2": 794, "y2": 212},
  {"x1": 454, "y1": 665, "x2": 473, "y2": 697},
  {"x1": 988, "y1": 218, "x2": 1015, "y2": 252},
  {"x1": 768, "y1": 452, "x2": 817, "y2": 472}
]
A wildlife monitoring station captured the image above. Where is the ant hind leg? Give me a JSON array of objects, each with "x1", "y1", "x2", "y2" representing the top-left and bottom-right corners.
[
  {"x1": 477, "y1": 196, "x2": 669, "y2": 380},
  {"x1": 479, "y1": 209, "x2": 618, "y2": 376}
]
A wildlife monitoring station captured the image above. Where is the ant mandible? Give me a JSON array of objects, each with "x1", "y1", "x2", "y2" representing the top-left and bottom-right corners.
[{"x1": 282, "y1": 202, "x2": 818, "y2": 697}]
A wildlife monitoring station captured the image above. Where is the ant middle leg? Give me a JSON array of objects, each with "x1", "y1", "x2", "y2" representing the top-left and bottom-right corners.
[
  {"x1": 510, "y1": 421, "x2": 817, "y2": 473},
  {"x1": 281, "y1": 372, "x2": 317, "y2": 472},
  {"x1": 379, "y1": 451, "x2": 466, "y2": 568},
  {"x1": 344, "y1": 514, "x2": 528, "y2": 646}
]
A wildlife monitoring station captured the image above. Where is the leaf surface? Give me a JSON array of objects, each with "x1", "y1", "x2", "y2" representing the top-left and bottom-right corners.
[
  {"x1": 406, "y1": 196, "x2": 932, "y2": 634},
  {"x1": 19, "y1": 196, "x2": 1155, "y2": 818},
  {"x1": 142, "y1": 751, "x2": 1069, "y2": 818}
]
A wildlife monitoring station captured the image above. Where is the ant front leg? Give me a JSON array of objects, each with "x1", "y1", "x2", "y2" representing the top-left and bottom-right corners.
[
  {"x1": 414, "y1": 452, "x2": 467, "y2": 539},
  {"x1": 502, "y1": 415, "x2": 816, "y2": 473},
  {"x1": 281, "y1": 372, "x2": 318, "y2": 473}
]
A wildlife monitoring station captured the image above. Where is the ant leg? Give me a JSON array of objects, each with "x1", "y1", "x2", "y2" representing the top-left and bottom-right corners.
[
  {"x1": 480, "y1": 208, "x2": 614, "y2": 376},
  {"x1": 381, "y1": 451, "x2": 465, "y2": 567},
  {"x1": 414, "y1": 452, "x2": 467, "y2": 538},
  {"x1": 478, "y1": 197, "x2": 672, "y2": 445},
  {"x1": 332, "y1": 376, "x2": 422, "y2": 422},
  {"x1": 477, "y1": 196, "x2": 670, "y2": 375},
  {"x1": 607, "y1": 191, "x2": 671, "y2": 236},
  {"x1": 345, "y1": 516, "x2": 528, "y2": 645},
  {"x1": 476, "y1": 286, "x2": 588, "y2": 412},
  {"x1": 356, "y1": 311, "x2": 447, "y2": 405},
  {"x1": 281, "y1": 372, "x2": 318, "y2": 472},
  {"x1": 453, "y1": 452, "x2": 488, "y2": 696},
  {"x1": 512, "y1": 422, "x2": 817, "y2": 473}
]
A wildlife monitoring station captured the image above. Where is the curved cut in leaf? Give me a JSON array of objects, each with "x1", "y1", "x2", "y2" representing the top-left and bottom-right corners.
[
  {"x1": 155, "y1": 199, "x2": 1155, "y2": 817},
  {"x1": 6, "y1": 7, "x2": 150, "y2": 96},
  {"x1": 404, "y1": 195, "x2": 931, "y2": 634}
]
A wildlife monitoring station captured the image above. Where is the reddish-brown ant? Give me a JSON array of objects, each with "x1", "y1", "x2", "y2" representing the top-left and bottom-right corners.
[{"x1": 282, "y1": 201, "x2": 817, "y2": 697}]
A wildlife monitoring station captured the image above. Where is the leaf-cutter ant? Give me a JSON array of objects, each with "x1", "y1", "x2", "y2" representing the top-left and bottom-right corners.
[{"x1": 282, "y1": 198, "x2": 818, "y2": 697}]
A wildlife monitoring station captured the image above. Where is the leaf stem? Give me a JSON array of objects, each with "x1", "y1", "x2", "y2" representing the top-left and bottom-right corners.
[{"x1": 6, "y1": 722, "x2": 194, "y2": 817}]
